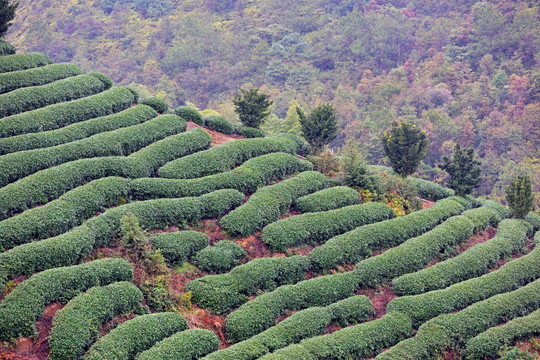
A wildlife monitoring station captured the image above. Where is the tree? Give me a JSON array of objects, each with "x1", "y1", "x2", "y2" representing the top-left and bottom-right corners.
[
  {"x1": 439, "y1": 144, "x2": 482, "y2": 196},
  {"x1": 341, "y1": 139, "x2": 376, "y2": 192},
  {"x1": 506, "y1": 175, "x2": 534, "y2": 219},
  {"x1": 0, "y1": 0, "x2": 18, "y2": 39},
  {"x1": 381, "y1": 121, "x2": 429, "y2": 177},
  {"x1": 232, "y1": 88, "x2": 273, "y2": 128},
  {"x1": 296, "y1": 103, "x2": 338, "y2": 152}
]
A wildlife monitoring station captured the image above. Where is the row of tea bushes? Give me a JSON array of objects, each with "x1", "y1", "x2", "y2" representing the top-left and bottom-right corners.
[
  {"x1": 0, "y1": 52, "x2": 52, "y2": 73},
  {"x1": 150, "y1": 231, "x2": 210, "y2": 265},
  {"x1": 204, "y1": 115, "x2": 235, "y2": 134},
  {"x1": 0, "y1": 258, "x2": 133, "y2": 341},
  {"x1": 295, "y1": 186, "x2": 362, "y2": 213},
  {"x1": 140, "y1": 96, "x2": 169, "y2": 113},
  {"x1": 193, "y1": 240, "x2": 246, "y2": 273},
  {"x1": 136, "y1": 329, "x2": 220, "y2": 360},
  {"x1": 175, "y1": 106, "x2": 203, "y2": 125},
  {"x1": 236, "y1": 126, "x2": 265, "y2": 138},
  {"x1": 0, "y1": 63, "x2": 83, "y2": 94}
]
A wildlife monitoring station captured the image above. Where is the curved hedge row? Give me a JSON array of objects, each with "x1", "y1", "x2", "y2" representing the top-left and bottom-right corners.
[
  {"x1": 85, "y1": 312, "x2": 188, "y2": 360},
  {"x1": 0, "y1": 258, "x2": 132, "y2": 341},
  {"x1": 308, "y1": 198, "x2": 466, "y2": 271},
  {"x1": 204, "y1": 115, "x2": 235, "y2": 134},
  {"x1": 150, "y1": 231, "x2": 210, "y2": 264},
  {"x1": 0, "y1": 114, "x2": 184, "y2": 187},
  {"x1": 136, "y1": 329, "x2": 220, "y2": 360},
  {"x1": 262, "y1": 312, "x2": 411, "y2": 360},
  {"x1": 0, "y1": 52, "x2": 52, "y2": 73},
  {"x1": 203, "y1": 296, "x2": 372, "y2": 360},
  {"x1": 221, "y1": 171, "x2": 329, "y2": 237},
  {"x1": 0, "y1": 86, "x2": 134, "y2": 138},
  {"x1": 0, "y1": 128, "x2": 211, "y2": 219},
  {"x1": 295, "y1": 186, "x2": 362, "y2": 213},
  {"x1": 526, "y1": 212, "x2": 540, "y2": 231},
  {"x1": 0, "y1": 40, "x2": 15, "y2": 56},
  {"x1": 236, "y1": 126, "x2": 265, "y2": 138},
  {"x1": 158, "y1": 135, "x2": 298, "y2": 179},
  {"x1": 262, "y1": 202, "x2": 394, "y2": 252},
  {"x1": 464, "y1": 308, "x2": 540, "y2": 360},
  {"x1": 0, "y1": 63, "x2": 83, "y2": 94},
  {"x1": 133, "y1": 152, "x2": 313, "y2": 200},
  {"x1": 194, "y1": 240, "x2": 246, "y2": 273},
  {"x1": 391, "y1": 218, "x2": 529, "y2": 296},
  {"x1": 175, "y1": 106, "x2": 204, "y2": 125},
  {"x1": 0, "y1": 105, "x2": 157, "y2": 155},
  {"x1": 0, "y1": 177, "x2": 131, "y2": 251},
  {"x1": 48, "y1": 281, "x2": 144, "y2": 360},
  {"x1": 141, "y1": 96, "x2": 169, "y2": 113},
  {"x1": 188, "y1": 255, "x2": 311, "y2": 314}
]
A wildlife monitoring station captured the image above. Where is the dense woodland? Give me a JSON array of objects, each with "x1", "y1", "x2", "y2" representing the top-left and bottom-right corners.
[{"x1": 6, "y1": 0, "x2": 540, "y2": 200}]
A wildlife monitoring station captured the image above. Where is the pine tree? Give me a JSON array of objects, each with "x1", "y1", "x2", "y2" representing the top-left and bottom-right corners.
[
  {"x1": 0, "y1": 0, "x2": 18, "y2": 39},
  {"x1": 506, "y1": 175, "x2": 534, "y2": 219},
  {"x1": 296, "y1": 103, "x2": 338, "y2": 152},
  {"x1": 232, "y1": 88, "x2": 273, "y2": 128},
  {"x1": 341, "y1": 139, "x2": 376, "y2": 192},
  {"x1": 381, "y1": 121, "x2": 429, "y2": 177},
  {"x1": 439, "y1": 144, "x2": 482, "y2": 196}
]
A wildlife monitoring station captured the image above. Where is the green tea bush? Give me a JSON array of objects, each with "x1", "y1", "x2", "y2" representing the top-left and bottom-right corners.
[
  {"x1": 175, "y1": 106, "x2": 204, "y2": 125},
  {"x1": 392, "y1": 218, "x2": 529, "y2": 296},
  {"x1": 461, "y1": 206, "x2": 502, "y2": 232},
  {"x1": 204, "y1": 115, "x2": 236, "y2": 134},
  {"x1": 408, "y1": 177, "x2": 455, "y2": 200},
  {"x1": 0, "y1": 63, "x2": 83, "y2": 94},
  {"x1": 221, "y1": 171, "x2": 328, "y2": 237},
  {"x1": 526, "y1": 212, "x2": 540, "y2": 231},
  {"x1": 309, "y1": 198, "x2": 465, "y2": 271},
  {"x1": 136, "y1": 329, "x2": 220, "y2": 360},
  {"x1": 141, "y1": 96, "x2": 169, "y2": 113},
  {"x1": 86, "y1": 312, "x2": 188, "y2": 360},
  {"x1": 0, "y1": 86, "x2": 134, "y2": 138},
  {"x1": 0, "y1": 114, "x2": 185, "y2": 186},
  {"x1": 48, "y1": 282, "x2": 144, "y2": 360},
  {"x1": 150, "y1": 231, "x2": 210, "y2": 264},
  {"x1": 0, "y1": 105, "x2": 157, "y2": 155},
  {"x1": 0, "y1": 40, "x2": 16, "y2": 55},
  {"x1": 0, "y1": 258, "x2": 132, "y2": 341},
  {"x1": 194, "y1": 240, "x2": 246, "y2": 273},
  {"x1": 0, "y1": 52, "x2": 52, "y2": 73},
  {"x1": 295, "y1": 186, "x2": 362, "y2": 213},
  {"x1": 273, "y1": 133, "x2": 310, "y2": 156},
  {"x1": 158, "y1": 135, "x2": 298, "y2": 179},
  {"x1": 237, "y1": 126, "x2": 266, "y2": 138},
  {"x1": 482, "y1": 199, "x2": 513, "y2": 219},
  {"x1": 262, "y1": 202, "x2": 393, "y2": 252}
]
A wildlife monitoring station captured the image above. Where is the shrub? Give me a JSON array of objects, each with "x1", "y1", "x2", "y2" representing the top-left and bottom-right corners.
[
  {"x1": 126, "y1": 87, "x2": 140, "y2": 103},
  {"x1": 237, "y1": 126, "x2": 266, "y2": 138},
  {"x1": 382, "y1": 121, "x2": 429, "y2": 177},
  {"x1": 506, "y1": 175, "x2": 535, "y2": 219},
  {"x1": 297, "y1": 103, "x2": 338, "y2": 152},
  {"x1": 136, "y1": 329, "x2": 220, "y2": 360},
  {"x1": 272, "y1": 133, "x2": 310, "y2": 156},
  {"x1": 391, "y1": 218, "x2": 529, "y2": 296},
  {"x1": 0, "y1": 105, "x2": 157, "y2": 155},
  {"x1": 0, "y1": 52, "x2": 52, "y2": 73},
  {"x1": 0, "y1": 114, "x2": 185, "y2": 187},
  {"x1": 48, "y1": 282, "x2": 144, "y2": 360},
  {"x1": 0, "y1": 86, "x2": 134, "y2": 138},
  {"x1": 0, "y1": 40, "x2": 15, "y2": 56},
  {"x1": 461, "y1": 206, "x2": 502, "y2": 232},
  {"x1": 327, "y1": 295, "x2": 375, "y2": 326},
  {"x1": 86, "y1": 312, "x2": 188, "y2": 360},
  {"x1": 141, "y1": 96, "x2": 169, "y2": 113},
  {"x1": 408, "y1": 177, "x2": 455, "y2": 200},
  {"x1": 262, "y1": 202, "x2": 394, "y2": 252},
  {"x1": 88, "y1": 71, "x2": 113, "y2": 89},
  {"x1": 204, "y1": 115, "x2": 236, "y2": 134},
  {"x1": 440, "y1": 144, "x2": 482, "y2": 196},
  {"x1": 0, "y1": 63, "x2": 83, "y2": 94},
  {"x1": 309, "y1": 198, "x2": 465, "y2": 271},
  {"x1": 150, "y1": 231, "x2": 210, "y2": 264},
  {"x1": 175, "y1": 106, "x2": 204, "y2": 125},
  {"x1": 295, "y1": 186, "x2": 362, "y2": 213},
  {"x1": 194, "y1": 240, "x2": 246, "y2": 273},
  {"x1": 526, "y1": 212, "x2": 540, "y2": 231},
  {"x1": 232, "y1": 88, "x2": 272, "y2": 128},
  {"x1": 0, "y1": 258, "x2": 133, "y2": 341},
  {"x1": 221, "y1": 171, "x2": 328, "y2": 237}
]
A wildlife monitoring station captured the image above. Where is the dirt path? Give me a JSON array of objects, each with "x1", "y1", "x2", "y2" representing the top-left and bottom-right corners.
[{"x1": 186, "y1": 122, "x2": 243, "y2": 146}]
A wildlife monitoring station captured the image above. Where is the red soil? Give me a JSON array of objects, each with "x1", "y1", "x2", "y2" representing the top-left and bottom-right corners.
[
  {"x1": 186, "y1": 121, "x2": 242, "y2": 146},
  {"x1": 420, "y1": 198, "x2": 435, "y2": 209},
  {"x1": 357, "y1": 284, "x2": 398, "y2": 319}
]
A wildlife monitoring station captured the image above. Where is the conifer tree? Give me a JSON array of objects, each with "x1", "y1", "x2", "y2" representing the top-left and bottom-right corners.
[
  {"x1": 232, "y1": 88, "x2": 273, "y2": 128},
  {"x1": 439, "y1": 144, "x2": 482, "y2": 196},
  {"x1": 0, "y1": 0, "x2": 18, "y2": 39},
  {"x1": 296, "y1": 103, "x2": 338, "y2": 152},
  {"x1": 506, "y1": 175, "x2": 534, "y2": 219}
]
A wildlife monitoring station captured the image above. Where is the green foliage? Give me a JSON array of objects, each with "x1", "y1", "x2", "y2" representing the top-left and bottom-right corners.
[
  {"x1": 136, "y1": 329, "x2": 220, "y2": 360},
  {"x1": 296, "y1": 186, "x2": 362, "y2": 213},
  {"x1": 440, "y1": 143, "x2": 482, "y2": 196},
  {"x1": 0, "y1": 52, "x2": 51, "y2": 73},
  {"x1": 381, "y1": 121, "x2": 429, "y2": 177},
  {"x1": 150, "y1": 231, "x2": 210, "y2": 265},
  {"x1": 232, "y1": 88, "x2": 273, "y2": 128},
  {"x1": 296, "y1": 103, "x2": 338, "y2": 151},
  {"x1": 175, "y1": 105, "x2": 204, "y2": 125},
  {"x1": 0, "y1": 63, "x2": 82, "y2": 94},
  {"x1": 141, "y1": 96, "x2": 169, "y2": 113},
  {"x1": 236, "y1": 125, "x2": 266, "y2": 138},
  {"x1": 0, "y1": 0, "x2": 17, "y2": 38},
  {"x1": 498, "y1": 347, "x2": 536, "y2": 360},
  {"x1": 204, "y1": 115, "x2": 236, "y2": 134},
  {"x1": 194, "y1": 240, "x2": 246, "y2": 273},
  {"x1": 506, "y1": 175, "x2": 534, "y2": 219},
  {"x1": 0, "y1": 39, "x2": 15, "y2": 55},
  {"x1": 341, "y1": 141, "x2": 377, "y2": 191}
]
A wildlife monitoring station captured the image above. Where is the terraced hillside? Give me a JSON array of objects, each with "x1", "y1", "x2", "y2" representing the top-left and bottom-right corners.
[{"x1": 1, "y1": 47, "x2": 540, "y2": 360}]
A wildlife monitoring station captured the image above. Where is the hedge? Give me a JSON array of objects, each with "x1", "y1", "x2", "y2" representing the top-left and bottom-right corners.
[
  {"x1": 262, "y1": 202, "x2": 394, "y2": 252},
  {"x1": 0, "y1": 177, "x2": 131, "y2": 251},
  {"x1": 136, "y1": 329, "x2": 220, "y2": 360},
  {"x1": 0, "y1": 86, "x2": 135, "y2": 138},
  {"x1": 225, "y1": 271, "x2": 358, "y2": 342},
  {"x1": 464, "y1": 308, "x2": 540, "y2": 360},
  {"x1": 175, "y1": 106, "x2": 204, "y2": 125},
  {"x1": 0, "y1": 105, "x2": 157, "y2": 155},
  {"x1": 0, "y1": 128, "x2": 211, "y2": 219},
  {"x1": 85, "y1": 312, "x2": 188, "y2": 360},
  {"x1": 203, "y1": 296, "x2": 372, "y2": 360},
  {"x1": 0, "y1": 52, "x2": 52, "y2": 73},
  {"x1": 263, "y1": 312, "x2": 411, "y2": 360},
  {"x1": 158, "y1": 135, "x2": 299, "y2": 179},
  {"x1": 308, "y1": 198, "x2": 465, "y2": 271},
  {"x1": 526, "y1": 212, "x2": 540, "y2": 231},
  {"x1": 391, "y1": 218, "x2": 529, "y2": 296},
  {"x1": 48, "y1": 282, "x2": 144, "y2": 360},
  {"x1": 221, "y1": 171, "x2": 329, "y2": 237},
  {"x1": 295, "y1": 186, "x2": 362, "y2": 213},
  {"x1": 0, "y1": 114, "x2": 185, "y2": 187},
  {"x1": 0, "y1": 40, "x2": 16, "y2": 56},
  {"x1": 0, "y1": 258, "x2": 133, "y2": 341},
  {"x1": 150, "y1": 231, "x2": 210, "y2": 264},
  {"x1": 204, "y1": 115, "x2": 236, "y2": 134},
  {"x1": 194, "y1": 240, "x2": 246, "y2": 273},
  {"x1": 237, "y1": 126, "x2": 265, "y2": 138},
  {"x1": 188, "y1": 255, "x2": 311, "y2": 314},
  {"x1": 0, "y1": 63, "x2": 83, "y2": 94},
  {"x1": 461, "y1": 206, "x2": 502, "y2": 233},
  {"x1": 482, "y1": 199, "x2": 513, "y2": 219},
  {"x1": 141, "y1": 96, "x2": 169, "y2": 113}
]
